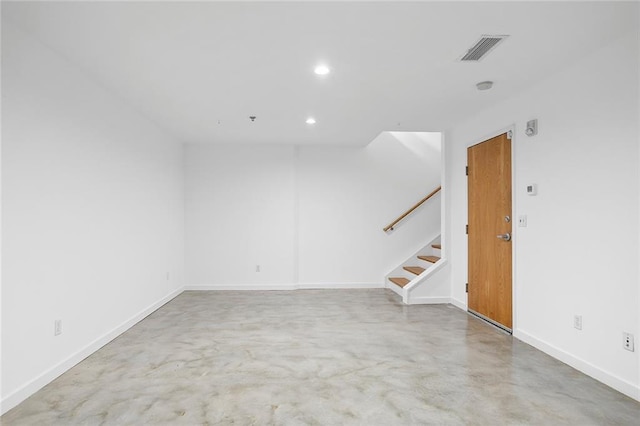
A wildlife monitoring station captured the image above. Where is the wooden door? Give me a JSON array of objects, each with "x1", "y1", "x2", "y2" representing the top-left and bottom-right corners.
[{"x1": 467, "y1": 132, "x2": 512, "y2": 330}]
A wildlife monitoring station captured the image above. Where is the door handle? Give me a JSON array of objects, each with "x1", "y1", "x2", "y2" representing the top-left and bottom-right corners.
[{"x1": 497, "y1": 233, "x2": 511, "y2": 242}]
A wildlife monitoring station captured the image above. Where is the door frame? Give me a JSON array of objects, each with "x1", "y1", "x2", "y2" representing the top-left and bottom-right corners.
[{"x1": 466, "y1": 125, "x2": 518, "y2": 332}]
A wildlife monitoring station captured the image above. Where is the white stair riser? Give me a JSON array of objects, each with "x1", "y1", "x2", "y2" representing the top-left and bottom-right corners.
[{"x1": 385, "y1": 235, "x2": 442, "y2": 298}]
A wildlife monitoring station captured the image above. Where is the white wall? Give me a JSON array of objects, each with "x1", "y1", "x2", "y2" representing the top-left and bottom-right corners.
[
  {"x1": 185, "y1": 144, "x2": 296, "y2": 287},
  {"x1": 1, "y1": 22, "x2": 185, "y2": 411},
  {"x1": 446, "y1": 30, "x2": 639, "y2": 399},
  {"x1": 298, "y1": 132, "x2": 441, "y2": 285},
  {"x1": 185, "y1": 132, "x2": 441, "y2": 288},
  {"x1": 0, "y1": 2, "x2": 4, "y2": 410}
]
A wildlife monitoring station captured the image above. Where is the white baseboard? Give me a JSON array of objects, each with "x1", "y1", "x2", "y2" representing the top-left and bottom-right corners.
[
  {"x1": 298, "y1": 282, "x2": 384, "y2": 290},
  {"x1": 449, "y1": 297, "x2": 467, "y2": 311},
  {"x1": 185, "y1": 284, "x2": 296, "y2": 291},
  {"x1": 0, "y1": 287, "x2": 184, "y2": 415},
  {"x1": 386, "y1": 281, "x2": 405, "y2": 298},
  {"x1": 406, "y1": 296, "x2": 450, "y2": 305},
  {"x1": 185, "y1": 282, "x2": 384, "y2": 291},
  {"x1": 514, "y1": 329, "x2": 640, "y2": 402}
]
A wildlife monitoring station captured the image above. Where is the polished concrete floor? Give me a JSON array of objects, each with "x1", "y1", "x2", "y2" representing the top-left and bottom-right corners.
[{"x1": 2, "y1": 289, "x2": 639, "y2": 425}]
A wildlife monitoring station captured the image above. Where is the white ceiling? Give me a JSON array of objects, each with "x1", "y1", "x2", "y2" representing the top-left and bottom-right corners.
[{"x1": 3, "y1": 1, "x2": 637, "y2": 146}]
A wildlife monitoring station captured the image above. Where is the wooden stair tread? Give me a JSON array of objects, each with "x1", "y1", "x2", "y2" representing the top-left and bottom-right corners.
[
  {"x1": 403, "y1": 266, "x2": 426, "y2": 275},
  {"x1": 418, "y1": 255, "x2": 440, "y2": 263},
  {"x1": 389, "y1": 277, "x2": 410, "y2": 288},
  {"x1": 432, "y1": 244, "x2": 441, "y2": 249}
]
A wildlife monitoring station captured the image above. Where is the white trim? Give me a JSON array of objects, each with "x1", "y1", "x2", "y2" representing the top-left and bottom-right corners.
[
  {"x1": 449, "y1": 297, "x2": 467, "y2": 311},
  {"x1": 439, "y1": 131, "x2": 447, "y2": 261},
  {"x1": 385, "y1": 281, "x2": 405, "y2": 298},
  {"x1": 466, "y1": 125, "x2": 515, "y2": 150},
  {"x1": 514, "y1": 329, "x2": 640, "y2": 402},
  {"x1": 297, "y1": 282, "x2": 383, "y2": 290},
  {"x1": 185, "y1": 282, "x2": 384, "y2": 291},
  {"x1": 508, "y1": 124, "x2": 519, "y2": 333},
  {"x1": 185, "y1": 284, "x2": 296, "y2": 291},
  {"x1": 0, "y1": 287, "x2": 185, "y2": 415},
  {"x1": 406, "y1": 296, "x2": 450, "y2": 305},
  {"x1": 405, "y1": 258, "x2": 448, "y2": 293}
]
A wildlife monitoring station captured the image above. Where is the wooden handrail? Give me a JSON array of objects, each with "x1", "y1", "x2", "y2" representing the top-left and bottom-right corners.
[{"x1": 383, "y1": 186, "x2": 442, "y2": 232}]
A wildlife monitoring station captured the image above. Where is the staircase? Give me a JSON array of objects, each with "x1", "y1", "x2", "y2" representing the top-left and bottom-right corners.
[{"x1": 386, "y1": 238, "x2": 444, "y2": 303}]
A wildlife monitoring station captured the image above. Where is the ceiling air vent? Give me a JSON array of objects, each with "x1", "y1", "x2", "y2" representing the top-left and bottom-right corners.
[{"x1": 459, "y1": 35, "x2": 508, "y2": 62}]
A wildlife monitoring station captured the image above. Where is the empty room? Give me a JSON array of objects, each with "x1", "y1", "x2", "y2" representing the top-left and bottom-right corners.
[{"x1": 1, "y1": 1, "x2": 639, "y2": 424}]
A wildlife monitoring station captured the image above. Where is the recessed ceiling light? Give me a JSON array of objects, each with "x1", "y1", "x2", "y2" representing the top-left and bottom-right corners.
[
  {"x1": 314, "y1": 65, "x2": 330, "y2": 76},
  {"x1": 306, "y1": 117, "x2": 316, "y2": 124}
]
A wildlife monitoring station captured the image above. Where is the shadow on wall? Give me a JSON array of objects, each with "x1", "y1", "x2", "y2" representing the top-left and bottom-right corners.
[
  {"x1": 365, "y1": 131, "x2": 441, "y2": 189},
  {"x1": 365, "y1": 131, "x2": 442, "y2": 231},
  {"x1": 357, "y1": 130, "x2": 443, "y2": 271}
]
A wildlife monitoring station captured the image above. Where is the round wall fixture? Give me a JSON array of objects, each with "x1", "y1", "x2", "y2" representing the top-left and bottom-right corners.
[{"x1": 476, "y1": 81, "x2": 494, "y2": 91}]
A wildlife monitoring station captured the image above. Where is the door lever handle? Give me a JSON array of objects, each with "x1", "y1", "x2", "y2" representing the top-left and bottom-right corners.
[{"x1": 497, "y1": 233, "x2": 511, "y2": 242}]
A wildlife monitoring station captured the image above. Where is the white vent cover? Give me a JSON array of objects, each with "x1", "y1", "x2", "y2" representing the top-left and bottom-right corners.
[{"x1": 459, "y1": 35, "x2": 508, "y2": 61}]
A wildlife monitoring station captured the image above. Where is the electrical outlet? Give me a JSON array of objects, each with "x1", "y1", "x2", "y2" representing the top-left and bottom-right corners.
[
  {"x1": 166, "y1": 272, "x2": 170, "y2": 281},
  {"x1": 518, "y1": 215, "x2": 527, "y2": 227},
  {"x1": 573, "y1": 315, "x2": 582, "y2": 330},
  {"x1": 256, "y1": 265, "x2": 261, "y2": 273},
  {"x1": 623, "y1": 332, "x2": 634, "y2": 352},
  {"x1": 54, "y1": 319, "x2": 62, "y2": 336}
]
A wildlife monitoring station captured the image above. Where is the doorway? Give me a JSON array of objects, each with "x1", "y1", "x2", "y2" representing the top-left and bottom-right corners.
[{"x1": 467, "y1": 132, "x2": 513, "y2": 331}]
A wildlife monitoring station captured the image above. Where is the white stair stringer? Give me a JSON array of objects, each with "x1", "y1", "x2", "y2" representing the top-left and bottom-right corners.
[
  {"x1": 405, "y1": 258, "x2": 449, "y2": 304},
  {"x1": 385, "y1": 235, "x2": 445, "y2": 304}
]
